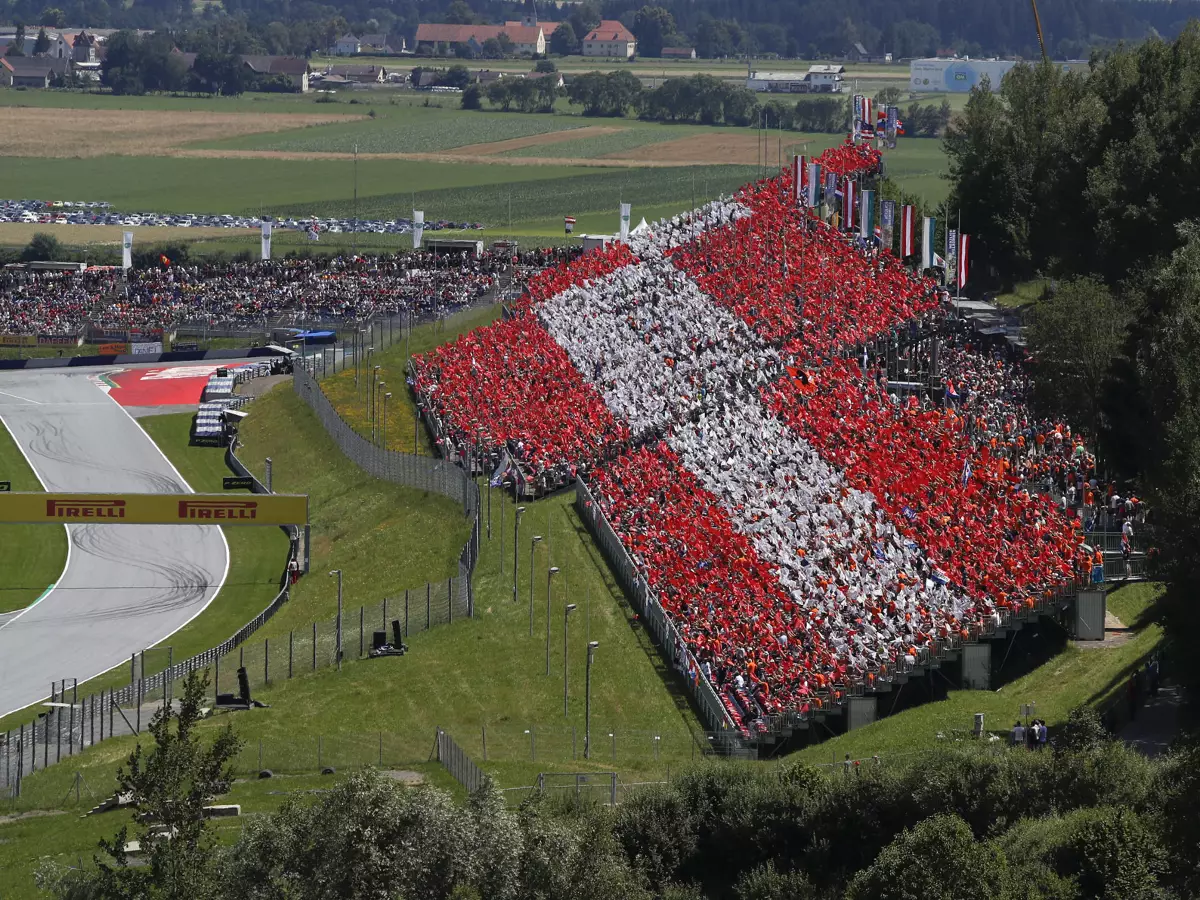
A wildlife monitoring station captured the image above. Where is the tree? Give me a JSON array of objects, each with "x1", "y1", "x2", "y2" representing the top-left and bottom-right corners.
[
  {"x1": 32, "y1": 26, "x2": 50, "y2": 55},
  {"x1": 445, "y1": 0, "x2": 474, "y2": 25},
  {"x1": 567, "y1": 1, "x2": 601, "y2": 45},
  {"x1": 487, "y1": 78, "x2": 514, "y2": 110},
  {"x1": 1054, "y1": 705, "x2": 1113, "y2": 756},
  {"x1": 549, "y1": 20, "x2": 578, "y2": 56},
  {"x1": 6, "y1": 22, "x2": 26, "y2": 56},
  {"x1": 734, "y1": 861, "x2": 816, "y2": 900},
  {"x1": 1058, "y1": 807, "x2": 1168, "y2": 900},
  {"x1": 461, "y1": 83, "x2": 483, "y2": 109},
  {"x1": 1026, "y1": 277, "x2": 1131, "y2": 438},
  {"x1": 442, "y1": 64, "x2": 471, "y2": 89},
  {"x1": 21, "y1": 232, "x2": 63, "y2": 262},
  {"x1": 845, "y1": 814, "x2": 1013, "y2": 900},
  {"x1": 40, "y1": 672, "x2": 242, "y2": 899},
  {"x1": 875, "y1": 86, "x2": 901, "y2": 106},
  {"x1": 535, "y1": 58, "x2": 557, "y2": 73},
  {"x1": 534, "y1": 75, "x2": 559, "y2": 112},
  {"x1": 632, "y1": 5, "x2": 676, "y2": 58},
  {"x1": 40, "y1": 6, "x2": 65, "y2": 27},
  {"x1": 480, "y1": 36, "x2": 504, "y2": 58}
]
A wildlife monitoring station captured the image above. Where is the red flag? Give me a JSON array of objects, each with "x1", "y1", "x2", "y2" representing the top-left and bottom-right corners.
[
  {"x1": 793, "y1": 155, "x2": 806, "y2": 206},
  {"x1": 159, "y1": 254, "x2": 170, "y2": 267},
  {"x1": 900, "y1": 205, "x2": 916, "y2": 258},
  {"x1": 843, "y1": 179, "x2": 856, "y2": 232}
]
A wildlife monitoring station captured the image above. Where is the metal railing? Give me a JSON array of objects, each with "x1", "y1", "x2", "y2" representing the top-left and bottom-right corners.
[
  {"x1": 434, "y1": 727, "x2": 487, "y2": 794},
  {"x1": 573, "y1": 479, "x2": 746, "y2": 748}
]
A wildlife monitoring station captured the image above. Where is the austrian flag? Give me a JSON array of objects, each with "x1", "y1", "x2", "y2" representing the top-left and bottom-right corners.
[{"x1": 411, "y1": 139, "x2": 1079, "y2": 729}]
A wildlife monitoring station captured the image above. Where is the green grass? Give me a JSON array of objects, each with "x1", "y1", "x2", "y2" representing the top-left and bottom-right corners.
[
  {"x1": 883, "y1": 139, "x2": 951, "y2": 205},
  {"x1": 0, "y1": 87, "x2": 362, "y2": 114},
  {"x1": 0, "y1": 156, "x2": 594, "y2": 219},
  {"x1": 795, "y1": 582, "x2": 1166, "y2": 765},
  {"x1": 995, "y1": 278, "x2": 1051, "y2": 309},
  {"x1": 277, "y1": 165, "x2": 762, "y2": 232},
  {"x1": 206, "y1": 104, "x2": 591, "y2": 154},
  {"x1": 0, "y1": 414, "x2": 288, "y2": 733},
  {"x1": 319, "y1": 304, "x2": 503, "y2": 458},
  {"x1": 231, "y1": 384, "x2": 471, "y2": 636},
  {"x1": 0, "y1": 418, "x2": 67, "y2": 614}
]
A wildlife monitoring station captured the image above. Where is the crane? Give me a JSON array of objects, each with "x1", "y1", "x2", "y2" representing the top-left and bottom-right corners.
[{"x1": 1030, "y1": 0, "x2": 1049, "y2": 63}]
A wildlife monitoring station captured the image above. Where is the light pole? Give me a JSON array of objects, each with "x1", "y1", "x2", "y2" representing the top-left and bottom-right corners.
[
  {"x1": 370, "y1": 365, "x2": 381, "y2": 431},
  {"x1": 545, "y1": 566, "x2": 559, "y2": 676},
  {"x1": 563, "y1": 603, "x2": 576, "y2": 716},
  {"x1": 513, "y1": 505, "x2": 525, "y2": 604},
  {"x1": 374, "y1": 381, "x2": 385, "y2": 444},
  {"x1": 529, "y1": 535, "x2": 543, "y2": 637},
  {"x1": 585, "y1": 641, "x2": 599, "y2": 758},
  {"x1": 365, "y1": 347, "x2": 374, "y2": 406},
  {"x1": 329, "y1": 569, "x2": 343, "y2": 671},
  {"x1": 383, "y1": 392, "x2": 391, "y2": 451}
]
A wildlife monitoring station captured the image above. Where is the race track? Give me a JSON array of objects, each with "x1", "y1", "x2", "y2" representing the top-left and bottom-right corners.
[{"x1": 0, "y1": 370, "x2": 227, "y2": 719}]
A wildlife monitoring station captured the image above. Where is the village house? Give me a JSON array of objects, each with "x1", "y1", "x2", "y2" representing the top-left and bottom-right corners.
[{"x1": 581, "y1": 20, "x2": 637, "y2": 59}]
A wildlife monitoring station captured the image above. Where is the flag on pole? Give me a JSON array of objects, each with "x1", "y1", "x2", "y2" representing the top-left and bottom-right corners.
[
  {"x1": 852, "y1": 94, "x2": 864, "y2": 141},
  {"x1": 564, "y1": 216, "x2": 576, "y2": 234},
  {"x1": 859, "y1": 189, "x2": 875, "y2": 241},
  {"x1": 121, "y1": 231, "x2": 133, "y2": 271},
  {"x1": 793, "y1": 155, "x2": 806, "y2": 206},
  {"x1": 412, "y1": 210, "x2": 424, "y2": 249},
  {"x1": 900, "y1": 205, "x2": 916, "y2": 258},
  {"x1": 921, "y1": 217, "x2": 936, "y2": 270},
  {"x1": 958, "y1": 234, "x2": 971, "y2": 289},
  {"x1": 881, "y1": 200, "x2": 896, "y2": 252},
  {"x1": 806, "y1": 162, "x2": 821, "y2": 207},
  {"x1": 260, "y1": 221, "x2": 272, "y2": 261},
  {"x1": 619, "y1": 202, "x2": 631, "y2": 242},
  {"x1": 843, "y1": 179, "x2": 856, "y2": 232},
  {"x1": 307, "y1": 219, "x2": 320, "y2": 241}
]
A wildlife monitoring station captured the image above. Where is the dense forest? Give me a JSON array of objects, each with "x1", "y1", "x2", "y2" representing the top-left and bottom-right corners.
[{"x1": 3, "y1": 0, "x2": 1200, "y2": 60}]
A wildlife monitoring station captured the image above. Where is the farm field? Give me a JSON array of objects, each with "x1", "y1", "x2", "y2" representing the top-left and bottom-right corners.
[{"x1": 0, "y1": 88, "x2": 950, "y2": 240}]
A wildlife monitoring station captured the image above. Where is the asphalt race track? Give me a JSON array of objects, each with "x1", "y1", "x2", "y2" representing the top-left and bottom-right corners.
[{"x1": 0, "y1": 369, "x2": 228, "y2": 719}]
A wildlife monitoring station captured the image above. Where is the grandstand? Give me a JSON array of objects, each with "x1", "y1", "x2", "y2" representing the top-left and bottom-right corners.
[{"x1": 412, "y1": 140, "x2": 1098, "y2": 743}]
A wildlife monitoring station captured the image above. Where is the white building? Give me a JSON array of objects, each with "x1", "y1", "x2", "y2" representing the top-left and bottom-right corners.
[
  {"x1": 747, "y1": 65, "x2": 844, "y2": 94},
  {"x1": 582, "y1": 20, "x2": 636, "y2": 59}
]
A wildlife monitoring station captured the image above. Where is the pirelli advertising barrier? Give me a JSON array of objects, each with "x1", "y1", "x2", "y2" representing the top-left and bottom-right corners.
[{"x1": 0, "y1": 493, "x2": 309, "y2": 526}]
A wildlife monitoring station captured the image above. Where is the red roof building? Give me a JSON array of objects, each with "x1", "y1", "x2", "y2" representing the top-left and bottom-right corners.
[{"x1": 582, "y1": 20, "x2": 637, "y2": 58}]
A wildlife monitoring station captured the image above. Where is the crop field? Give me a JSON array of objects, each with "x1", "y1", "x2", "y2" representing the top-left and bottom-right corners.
[{"x1": 204, "y1": 105, "x2": 593, "y2": 154}]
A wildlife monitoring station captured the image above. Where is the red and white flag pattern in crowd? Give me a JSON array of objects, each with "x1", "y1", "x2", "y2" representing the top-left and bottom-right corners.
[{"x1": 412, "y1": 140, "x2": 1079, "y2": 730}]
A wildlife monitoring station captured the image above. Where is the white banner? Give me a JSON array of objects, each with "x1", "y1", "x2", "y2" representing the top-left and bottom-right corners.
[
  {"x1": 413, "y1": 210, "x2": 424, "y2": 250},
  {"x1": 131, "y1": 341, "x2": 163, "y2": 355},
  {"x1": 122, "y1": 232, "x2": 133, "y2": 271},
  {"x1": 619, "y1": 203, "x2": 631, "y2": 242},
  {"x1": 260, "y1": 222, "x2": 272, "y2": 261}
]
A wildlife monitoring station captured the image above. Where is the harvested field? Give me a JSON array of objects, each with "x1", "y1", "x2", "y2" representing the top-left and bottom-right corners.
[
  {"x1": 605, "y1": 130, "x2": 829, "y2": 166},
  {"x1": 0, "y1": 107, "x2": 361, "y2": 158},
  {"x1": 171, "y1": 148, "x2": 699, "y2": 168},
  {"x1": 0, "y1": 222, "x2": 255, "y2": 247},
  {"x1": 443, "y1": 125, "x2": 628, "y2": 156}
]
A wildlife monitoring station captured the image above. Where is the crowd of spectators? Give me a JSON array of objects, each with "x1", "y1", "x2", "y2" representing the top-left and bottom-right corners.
[
  {"x1": 0, "y1": 248, "x2": 559, "y2": 336},
  {"x1": 405, "y1": 140, "x2": 1089, "y2": 732}
]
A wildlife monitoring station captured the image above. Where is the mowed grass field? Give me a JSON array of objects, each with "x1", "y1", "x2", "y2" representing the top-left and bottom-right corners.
[
  {"x1": 0, "y1": 86, "x2": 950, "y2": 243},
  {"x1": 0, "y1": 416, "x2": 67, "y2": 614}
]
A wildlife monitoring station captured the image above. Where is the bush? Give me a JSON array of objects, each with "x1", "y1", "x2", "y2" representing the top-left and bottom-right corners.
[
  {"x1": 461, "y1": 84, "x2": 483, "y2": 110},
  {"x1": 21, "y1": 231, "x2": 63, "y2": 262}
]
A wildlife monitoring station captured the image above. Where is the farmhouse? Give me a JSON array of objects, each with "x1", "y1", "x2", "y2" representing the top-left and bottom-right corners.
[
  {"x1": 661, "y1": 46, "x2": 697, "y2": 59},
  {"x1": 414, "y1": 23, "x2": 546, "y2": 57},
  {"x1": 325, "y1": 63, "x2": 387, "y2": 84},
  {"x1": 331, "y1": 33, "x2": 361, "y2": 55},
  {"x1": 0, "y1": 56, "x2": 68, "y2": 88},
  {"x1": 359, "y1": 33, "x2": 404, "y2": 53},
  {"x1": 582, "y1": 20, "x2": 637, "y2": 58},
  {"x1": 242, "y1": 55, "x2": 311, "y2": 92}
]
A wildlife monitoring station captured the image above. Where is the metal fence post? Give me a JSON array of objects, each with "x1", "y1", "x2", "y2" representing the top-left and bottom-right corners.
[{"x1": 264, "y1": 639, "x2": 270, "y2": 685}]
